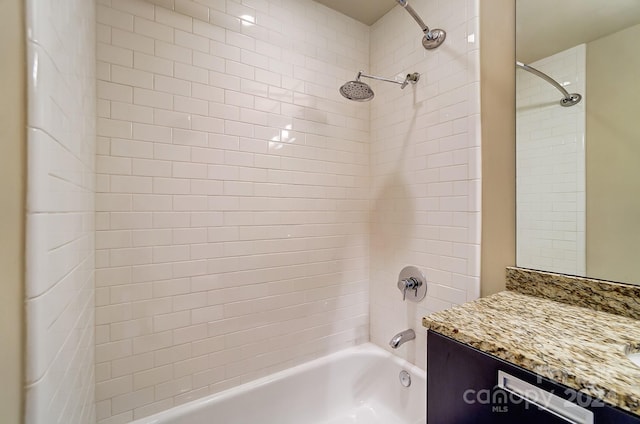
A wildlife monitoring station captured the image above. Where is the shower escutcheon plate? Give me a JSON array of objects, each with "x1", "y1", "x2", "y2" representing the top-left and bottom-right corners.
[{"x1": 397, "y1": 266, "x2": 427, "y2": 302}]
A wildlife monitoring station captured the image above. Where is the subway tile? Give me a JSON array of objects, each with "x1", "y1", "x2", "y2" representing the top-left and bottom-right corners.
[
  {"x1": 175, "y1": 62, "x2": 209, "y2": 84},
  {"x1": 111, "y1": 0, "x2": 155, "y2": 20},
  {"x1": 98, "y1": 43, "x2": 134, "y2": 68},
  {"x1": 111, "y1": 139, "x2": 154, "y2": 159},
  {"x1": 153, "y1": 178, "x2": 191, "y2": 195},
  {"x1": 152, "y1": 279, "x2": 192, "y2": 299},
  {"x1": 174, "y1": 96, "x2": 209, "y2": 116},
  {"x1": 154, "y1": 109, "x2": 192, "y2": 129},
  {"x1": 96, "y1": 303, "x2": 133, "y2": 326},
  {"x1": 110, "y1": 175, "x2": 153, "y2": 194},
  {"x1": 133, "y1": 123, "x2": 173, "y2": 143},
  {"x1": 155, "y1": 378, "x2": 193, "y2": 403},
  {"x1": 209, "y1": 9, "x2": 241, "y2": 32},
  {"x1": 95, "y1": 340, "x2": 133, "y2": 363},
  {"x1": 111, "y1": 387, "x2": 155, "y2": 414},
  {"x1": 112, "y1": 28, "x2": 155, "y2": 55},
  {"x1": 155, "y1": 6, "x2": 193, "y2": 32},
  {"x1": 134, "y1": 17, "x2": 174, "y2": 43},
  {"x1": 154, "y1": 343, "x2": 191, "y2": 367},
  {"x1": 110, "y1": 283, "x2": 154, "y2": 304},
  {"x1": 132, "y1": 331, "x2": 174, "y2": 354},
  {"x1": 172, "y1": 129, "x2": 208, "y2": 147},
  {"x1": 154, "y1": 310, "x2": 191, "y2": 331},
  {"x1": 133, "y1": 399, "x2": 174, "y2": 420},
  {"x1": 173, "y1": 355, "x2": 209, "y2": 378},
  {"x1": 154, "y1": 143, "x2": 192, "y2": 162},
  {"x1": 191, "y1": 116, "x2": 224, "y2": 133},
  {"x1": 190, "y1": 147, "x2": 224, "y2": 164},
  {"x1": 133, "y1": 365, "x2": 174, "y2": 390},
  {"x1": 110, "y1": 247, "x2": 153, "y2": 266},
  {"x1": 193, "y1": 51, "x2": 225, "y2": 72},
  {"x1": 153, "y1": 245, "x2": 190, "y2": 263},
  {"x1": 96, "y1": 195, "x2": 131, "y2": 217},
  {"x1": 132, "y1": 229, "x2": 174, "y2": 247},
  {"x1": 96, "y1": 230, "x2": 132, "y2": 249},
  {"x1": 111, "y1": 102, "x2": 154, "y2": 124},
  {"x1": 98, "y1": 5, "x2": 134, "y2": 31},
  {"x1": 193, "y1": 18, "x2": 225, "y2": 42},
  {"x1": 155, "y1": 40, "x2": 193, "y2": 64},
  {"x1": 154, "y1": 75, "x2": 192, "y2": 96},
  {"x1": 97, "y1": 156, "x2": 132, "y2": 176},
  {"x1": 96, "y1": 375, "x2": 133, "y2": 402},
  {"x1": 175, "y1": 29, "x2": 209, "y2": 53},
  {"x1": 190, "y1": 82, "x2": 224, "y2": 102},
  {"x1": 134, "y1": 52, "x2": 174, "y2": 77},
  {"x1": 98, "y1": 118, "x2": 133, "y2": 139},
  {"x1": 111, "y1": 317, "x2": 154, "y2": 341},
  {"x1": 132, "y1": 159, "x2": 173, "y2": 178},
  {"x1": 111, "y1": 352, "x2": 155, "y2": 379},
  {"x1": 175, "y1": 0, "x2": 210, "y2": 21},
  {"x1": 110, "y1": 212, "x2": 153, "y2": 230}
]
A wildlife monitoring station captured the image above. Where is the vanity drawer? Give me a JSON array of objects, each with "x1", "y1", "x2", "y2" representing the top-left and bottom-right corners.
[{"x1": 427, "y1": 331, "x2": 640, "y2": 424}]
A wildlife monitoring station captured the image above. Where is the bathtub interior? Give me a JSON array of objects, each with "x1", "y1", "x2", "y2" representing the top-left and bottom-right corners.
[{"x1": 132, "y1": 343, "x2": 426, "y2": 424}]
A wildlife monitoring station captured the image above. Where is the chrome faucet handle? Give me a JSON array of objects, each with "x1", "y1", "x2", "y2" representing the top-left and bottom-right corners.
[
  {"x1": 399, "y1": 277, "x2": 421, "y2": 301},
  {"x1": 397, "y1": 266, "x2": 427, "y2": 302}
]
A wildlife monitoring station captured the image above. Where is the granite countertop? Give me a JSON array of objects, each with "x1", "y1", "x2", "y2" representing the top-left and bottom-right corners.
[{"x1": 423, "y1": 290, "x2": 640, "y2": 415}]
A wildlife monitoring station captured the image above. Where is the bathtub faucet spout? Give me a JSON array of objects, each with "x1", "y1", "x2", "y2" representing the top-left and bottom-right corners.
[{"x1": 389, "y1": 329, "x2": 415, "y2": 349}]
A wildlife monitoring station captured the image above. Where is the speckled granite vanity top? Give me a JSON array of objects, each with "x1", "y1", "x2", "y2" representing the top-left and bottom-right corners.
[{"x1": 423, "y1": 270, "x2": 640, "y2": 415}]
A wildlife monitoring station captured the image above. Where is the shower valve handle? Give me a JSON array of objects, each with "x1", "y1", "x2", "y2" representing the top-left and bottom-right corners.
[
  {"x1": 397, "y1": 266, "x2": 428, "y2": 302},
  {"x1": 399, "y1": 277, "x2": 421, "y2": 301}
]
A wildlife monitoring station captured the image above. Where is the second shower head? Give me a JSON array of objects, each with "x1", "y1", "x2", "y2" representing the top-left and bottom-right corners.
[{"x1": 339, "y1": 71, "x2": 420, "y2": 102}]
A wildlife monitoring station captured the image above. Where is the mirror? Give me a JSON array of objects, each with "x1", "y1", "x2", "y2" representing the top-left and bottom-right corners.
[{"x1": 516, "y1": 0, "x2": 640, "y2": 285}]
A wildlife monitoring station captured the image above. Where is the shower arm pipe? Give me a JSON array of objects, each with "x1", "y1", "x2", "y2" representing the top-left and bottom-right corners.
[
  {"x1": 516, "y1": 61, "x2": 573, "y2": 101},
  {"x1": 396, "y1": 0, "x2": 431, "y2": 36},
  {"x1": 357, "y1": 71, "x2": 419, "y2": 89},
  {"x1": 357, "y1": 71, "x2": 403, "y2": 86}
]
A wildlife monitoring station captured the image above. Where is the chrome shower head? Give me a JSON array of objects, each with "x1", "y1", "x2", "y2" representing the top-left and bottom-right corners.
[
  {"x1": 339, "y1": 80, "x2": 375, "y2": 102},
  {"x1": 339, "y1": 71, "x2": 420, "y2": 102}
]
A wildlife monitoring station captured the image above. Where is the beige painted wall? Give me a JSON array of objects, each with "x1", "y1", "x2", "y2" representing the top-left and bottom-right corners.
[
  {"x1": 0, "y1": 0, "x2": 26, "y2": 422},
  {"x1": 586, "y1": 24, "x2": 640, "y2": 283},
  {"x1": 480, "y1": 0, "x2": 516, "y2": 296}
]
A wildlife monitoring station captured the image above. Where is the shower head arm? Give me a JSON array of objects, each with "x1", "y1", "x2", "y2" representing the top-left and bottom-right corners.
[
  {"x1": 358, "y1": 72, "x2": 403, "y2": 86},
  {"x1": 396, "y1": 0, "x2": 431, "y2": 36},
  {"x1": 357, "y1": 72, "x2": 420, "y2": 89}
]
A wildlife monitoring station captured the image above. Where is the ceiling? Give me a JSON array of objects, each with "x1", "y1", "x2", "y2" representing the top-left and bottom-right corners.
[
  {"x1": 313, "y1": 0, "x2": 395, "y2": 26},
  {"x1": 517, "y1": 0, "x2": 640, "y2": 63}
]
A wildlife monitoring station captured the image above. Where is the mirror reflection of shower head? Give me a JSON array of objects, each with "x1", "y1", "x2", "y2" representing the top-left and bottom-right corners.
[
  {"x1": 339, "y1": 71, "x2": 420, "y2": 102},
  {"x1": 395, "y1": 0, "x2": 446, "y2": 50},
  {"x1": 516, "y1": 61, "x2": 582, "y2": 107}
]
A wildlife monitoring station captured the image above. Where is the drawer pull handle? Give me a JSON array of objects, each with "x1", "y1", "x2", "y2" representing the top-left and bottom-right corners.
[{"x1": 497, "y1": 371, "x2": 594, "y2": 424}]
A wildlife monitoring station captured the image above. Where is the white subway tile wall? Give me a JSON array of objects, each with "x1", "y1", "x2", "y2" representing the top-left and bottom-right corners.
[
  {"x1": 24, "y1": 0, "x2": 96, "y2": 423},
  {"x1": 516, "y1": 45, "x2": 586, "y2": 276},
  {"x1": 95, "y1": 0, "x2": 370, "y2": 421},
  {"x1": 368, "y1": 0, "x2": 481, "y2": 368}
]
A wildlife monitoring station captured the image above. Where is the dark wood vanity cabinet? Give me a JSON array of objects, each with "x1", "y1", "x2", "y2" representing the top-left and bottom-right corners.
[{"x1": 427, "y1": 331, "x2": 640, "y2": 424}]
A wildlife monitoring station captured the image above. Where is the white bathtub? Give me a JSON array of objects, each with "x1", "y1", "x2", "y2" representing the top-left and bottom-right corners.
[{"x1": 131, "y1": 343, "x2": 426, "y2": 424}]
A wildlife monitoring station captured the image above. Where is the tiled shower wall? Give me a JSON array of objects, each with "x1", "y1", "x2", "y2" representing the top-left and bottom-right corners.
[
  {"x1": 24, "y1": 0, "x2": 96, "y2": 423},
  {"x1": 95, "y1": 0, "x2": 370, "y2": 421},
  {"x1": 369, "y1": 0, "x2": 481, "y2": 368},
  {"x1": 516, "y1": 45, "x2": 586, "y2": 277}
]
